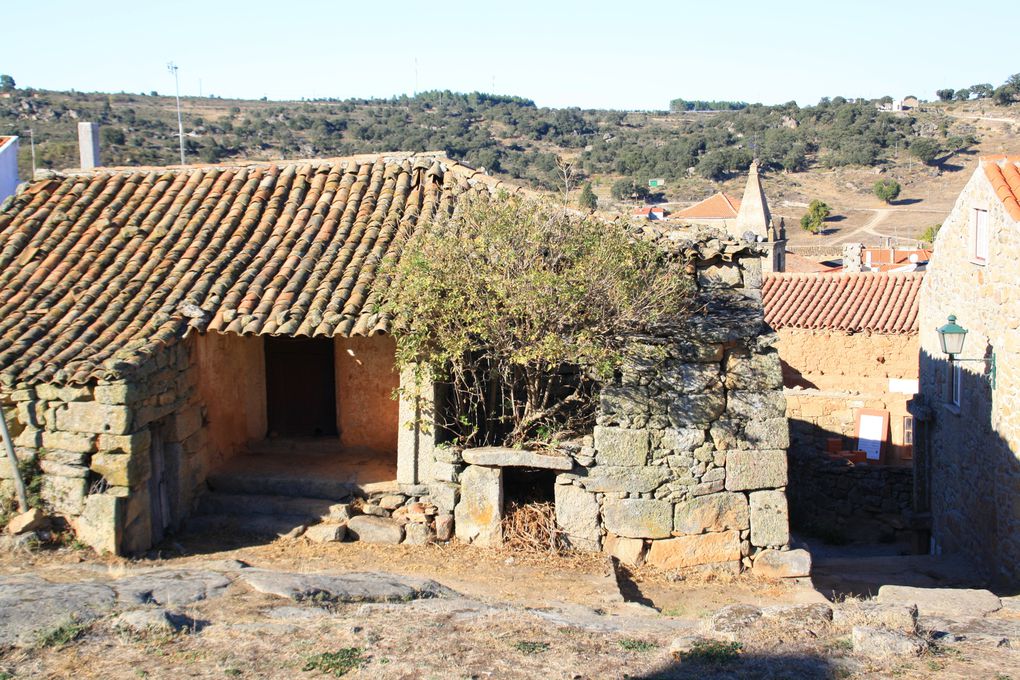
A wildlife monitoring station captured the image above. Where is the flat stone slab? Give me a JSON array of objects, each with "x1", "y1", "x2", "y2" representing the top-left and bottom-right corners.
[
  {"x1": 877, "y1": 585, "x2": 1002, "y2": 618},
  {"x1": 852, "y1": 625, "x2": 925, "y2": 659},
  {"x1": 113, "y1": 570, "x2": 232, "y2": 607},
  {"x1": 0, "y1": 576, "x2": 116, "y2": 647},
  {"x1": 239, "y1": 570, "x2": 456, "y2": 603},
  {"x1": 462, "y1": 447, "x2": 573, "y2": 470}
]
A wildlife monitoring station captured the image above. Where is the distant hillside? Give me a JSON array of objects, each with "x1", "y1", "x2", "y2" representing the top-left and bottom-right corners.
[{"x1": 0, "y1": 84, "x2": 1012, "y2": 197}]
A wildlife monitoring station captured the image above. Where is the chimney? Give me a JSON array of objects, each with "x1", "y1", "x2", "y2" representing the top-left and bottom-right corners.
[
  {"x1": 842, "y1": 243, "x2": 864, "y2": 273},
  {"x1": 78, "y1": 122, "x2": 100, "y2": 169}
]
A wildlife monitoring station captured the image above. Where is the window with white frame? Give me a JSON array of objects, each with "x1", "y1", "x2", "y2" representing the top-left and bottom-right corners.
[
  {"x1": 946, "y1": 361, "x2": 962, "y2": 408},
  {"x1": 971, "y1": 208, "x2": 989, "y2": 264}
]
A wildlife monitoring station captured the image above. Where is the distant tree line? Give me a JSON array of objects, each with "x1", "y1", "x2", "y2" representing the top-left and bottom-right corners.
[
  {"x1": 0, "y1": 79, "x2": 986, "y2": 192},
  {"x1": 936, "y1": 73, "x2": 1020, "y2": 106},
  {"x1": 669, "y1": 99, "x2": 749, "y2": 112}
]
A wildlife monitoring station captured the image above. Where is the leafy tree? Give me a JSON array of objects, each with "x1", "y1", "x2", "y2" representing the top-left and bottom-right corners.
[
  {"x1": 993, "y1": 84, "x2": 1018, "y2": 106},
  {"x1": 953, "y1": 88, "x2": 971, "y2": 101},
  {"x1": 909, "y1": 138, "x2": 942, "y2": 165},
  {"x1": 578, "y1": 182, "x2": 597, "y2": 211},
  {"x1": 873, "y1": 178, "x2": 901, "y2": 204},
  {"x1": 936, "y1": 89, "x2": 955, "y2": 102},
  {"x1": 920, "y1": 223, "x2": 941, "y2": 245},
  {"x1": 800, "y1": 199, "x2": 831, "y2": 235},
  {"x1": 384, "y1": 192, "x2": 692, "y2": 446},
  {"x1": 610, "y1": 178, "x2": 649, "y2": 201},
  {"x1": 970, "y1": 83, "x2": 994, "y2": 98},
  {"x1": 0, "y1": 74, "x2": 14, "y2": 92},
  {"x1": 101, "y1": 127, "x2": 126, "y2": 146}
]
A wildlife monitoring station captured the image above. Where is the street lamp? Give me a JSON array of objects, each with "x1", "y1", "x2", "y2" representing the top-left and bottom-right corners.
[{"x1": 936, "y1": 314, "x2": 996, "y2": 389}]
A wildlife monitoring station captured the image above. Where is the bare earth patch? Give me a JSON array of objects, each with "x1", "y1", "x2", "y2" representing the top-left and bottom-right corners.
[{"x1": 0, "y1": 536, "x2": 1017, "y2": 679}]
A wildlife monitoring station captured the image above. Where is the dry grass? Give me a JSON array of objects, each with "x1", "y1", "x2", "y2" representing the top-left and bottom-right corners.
[{"x1": 500, "y1": 501, "x2": 567, "y2": 555}]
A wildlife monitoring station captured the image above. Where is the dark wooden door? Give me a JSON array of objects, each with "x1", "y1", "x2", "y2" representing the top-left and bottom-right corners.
[{"x1": 265, "y1": 337, "x2": 338, "y2": 437}]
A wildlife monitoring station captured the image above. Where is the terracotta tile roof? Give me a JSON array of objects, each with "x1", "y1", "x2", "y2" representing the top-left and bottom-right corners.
[
  {"x1": 981, "y1": 155, "x2": 1020, "y2": 221},
  {"x1": 0, "y1": 153, "x2": 507, "y2": 385},
  {"x1": 762, "y1": 272, "x2": 923, "y2": 334},
  {"x1": 783, "y1": 252, "x2": 837, "y2": 273},
  {"x1": 862, "y1": 248, "x2": 932, "y2": 267},
  {"x1": 673, "y1": 192, "x2": 741, "y2": 220}
]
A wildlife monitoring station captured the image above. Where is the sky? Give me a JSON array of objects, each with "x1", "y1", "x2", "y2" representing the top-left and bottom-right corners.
[{"x1": 2, "y1": 0, "x2": 1019, "y2": 110}]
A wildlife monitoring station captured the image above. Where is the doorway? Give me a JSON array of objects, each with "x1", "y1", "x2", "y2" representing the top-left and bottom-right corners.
[{"x1": 264, "y1": 337, "x2": 338, "y2": 437}]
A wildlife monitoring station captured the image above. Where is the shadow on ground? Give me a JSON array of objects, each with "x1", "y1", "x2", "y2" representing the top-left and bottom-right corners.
[{"x1": 634, "y1": 653, "x2": 839, "y2": 679}]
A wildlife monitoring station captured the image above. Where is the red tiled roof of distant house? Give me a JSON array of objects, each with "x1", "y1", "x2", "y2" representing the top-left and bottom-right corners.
[
  {"x1": 762, "y1": 272, "x2": 923, "y2": 334},
  {"x1": 981, "y1": 155, "x2": 1020, "y2": 221},
  {"x1": 0, "y1": 153, "x2": 515, "y2": 385},
  {"x1": 862, "y1": 248, "x2": 932, "y2": 271},
  {"x1": 673, "y1": 192, "x2": 741, "y2": 219},
  {"x1": 783, "y1": 252, "x2": 838, "y2": 273}
]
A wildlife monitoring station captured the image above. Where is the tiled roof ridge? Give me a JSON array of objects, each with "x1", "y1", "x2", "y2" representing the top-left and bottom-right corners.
[
  {"x1": 980, "y1": 155, "x2": 1020, "y2": 221},
  {"x1": 0, "y1": 152, "x2": 519, "y2": 385},
  {"x1": 762, "y1": 271, "x2": 922, "y2": 335}
]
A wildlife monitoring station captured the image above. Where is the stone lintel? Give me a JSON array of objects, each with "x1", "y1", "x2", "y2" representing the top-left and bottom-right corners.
[{"x1": 461, "y1": 447, "x2": 573, "y2": 470}]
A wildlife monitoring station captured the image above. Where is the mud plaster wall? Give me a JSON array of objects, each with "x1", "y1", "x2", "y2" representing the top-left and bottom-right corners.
[
  {"x1": 196, "y1": 333, "x2": 267, "y2": 465},
  {"x1": 335, "y1": 335, "x2": 400, "y2": 454},
  {"x1": 778, "y1": 329, "x2": 918, "y2": 465}
]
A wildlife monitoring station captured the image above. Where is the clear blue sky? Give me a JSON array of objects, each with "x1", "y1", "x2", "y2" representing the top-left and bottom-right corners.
[{"x1": 3, "y1": 0, "x2": 1017, "y2": 110}]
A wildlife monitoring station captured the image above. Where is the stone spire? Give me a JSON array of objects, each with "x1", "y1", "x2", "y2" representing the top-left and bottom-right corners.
[{"x1": 734, "y1": 160, "x2": 773, "y2": 240}]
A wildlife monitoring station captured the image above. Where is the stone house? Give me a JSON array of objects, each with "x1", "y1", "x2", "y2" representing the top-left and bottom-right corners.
[
  {"x1": 916, "y1": 155, "x2": 1020, "y2": 586},
  {"x1": 0, "y1": 153, "x2": 797, "y2": 574},
  {"x1": 763, "y1": 271, "x2": 922, "y2": 544}
]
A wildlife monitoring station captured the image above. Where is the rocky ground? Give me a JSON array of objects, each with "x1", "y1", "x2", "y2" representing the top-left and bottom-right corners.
[{"x1": 0, "y1": 533, "x2": 1017, "y2": 679}]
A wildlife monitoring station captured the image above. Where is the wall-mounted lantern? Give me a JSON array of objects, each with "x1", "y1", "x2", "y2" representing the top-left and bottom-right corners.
[{"x1": 936, "y1": 314, "x2": 996, "y2": 389}]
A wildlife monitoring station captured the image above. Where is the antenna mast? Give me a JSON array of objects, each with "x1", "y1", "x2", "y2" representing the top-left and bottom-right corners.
[{"x1": 167, "y1": 62, "x2": 185, "y2": 165}]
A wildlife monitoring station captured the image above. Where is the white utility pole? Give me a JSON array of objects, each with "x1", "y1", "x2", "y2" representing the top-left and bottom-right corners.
[
  {"x1": 28, "y1": 128, "x2": 36, "y2": 177},
  {"x1": 167, "y1": 62, "x2": 185, "y2": 165}
]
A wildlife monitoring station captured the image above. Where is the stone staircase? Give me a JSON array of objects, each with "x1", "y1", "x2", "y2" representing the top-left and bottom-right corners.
[{"x1": 185, "y1": 453, "x2": 441, "y2": 544}]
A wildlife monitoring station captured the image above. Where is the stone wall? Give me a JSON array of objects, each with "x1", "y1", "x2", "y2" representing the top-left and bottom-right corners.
[
  {"x1": 436, "y1": 231, "x2": 802, "y2": 575},
  {"x1": 1, "y1": 337, "x2": 207, "y2": 554},
  {"x1": 918, "y1": 164, "x2": 1020, "y2": 587},
  {"x1": 788, "y1": 455, "x2": 914, "y2": 544}
]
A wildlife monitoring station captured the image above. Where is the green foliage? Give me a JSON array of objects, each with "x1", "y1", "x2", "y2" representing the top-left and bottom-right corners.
[
  {"x1": 0, "y1": 75, "x2": 14, "y2": 92},
  {"x1": 578, "y1": 182, "x2": 597, "y2": 211},
  {"x1": 669, "y1": 98, "x2": 748, "y2": 112},
  {"x1": 618, "y1": 638, "x2": 659, "y2": 652},
  {"x1": 101, "y1": 127, "x2": 126, "y2": 146},
  {"x1": 909, "y1": 137, "x2": 942, "y2": 165},
  {"x1": 873, "y1": 178, "x2": 901, "y2": 203},
  {"x1": 36, "y1": 617, "x2": 90, "y2": 648},
  {"x1": 302, "y1": 648, "x2": 368, "y2": 677},
  {"x1": 800, "y1": 199, "x2": 831, "y2": 234},
  {"x1": 385, "y1": 193, "x2": 692, "y2": 446},
  {"x1": 610, "y1": 178, "x2": 649, "y2": 201},
  {"x1": 970, "y1": 83, "x2": 994, "y2": 98},
  {"x1": 673, "y1": 640, "x2": 743, "y2": 663},
  {"x1": 936, "y1": 89, "x2": 955, "y2": 102},
  {"x1": 920, "y1": 223, "x2": 941, "y2": 245},
  {"x1": 953, "y1": 88, "x2": 971, "y2": 101},
  {"x1": 514, "y1": 640, "x2": 550, "y2": 655}
]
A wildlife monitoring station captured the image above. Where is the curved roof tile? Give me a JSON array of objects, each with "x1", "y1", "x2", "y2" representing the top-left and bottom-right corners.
[
  {"x1": 0, "y1": 153, "x2": 501, "y2": 385},
  {"x1": 762, "y1": 272, "x2": 922, "y2": 335}
]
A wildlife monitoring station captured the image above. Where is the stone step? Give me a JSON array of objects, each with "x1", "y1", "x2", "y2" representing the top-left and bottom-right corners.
[
  {"x1": 183, "y1": 513, "x2": 312, "y2": 538},
  {"x1": 197, "y1": 492, "x2": 339, "y2": 522},
  {"x1": 206, "y1": 472, "x2": 358, "y2": 501}
]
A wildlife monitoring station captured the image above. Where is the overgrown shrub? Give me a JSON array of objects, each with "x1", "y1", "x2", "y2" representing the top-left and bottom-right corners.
[{"x1": 385, "y1": 192, "x2": 692, "y2": 446}]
